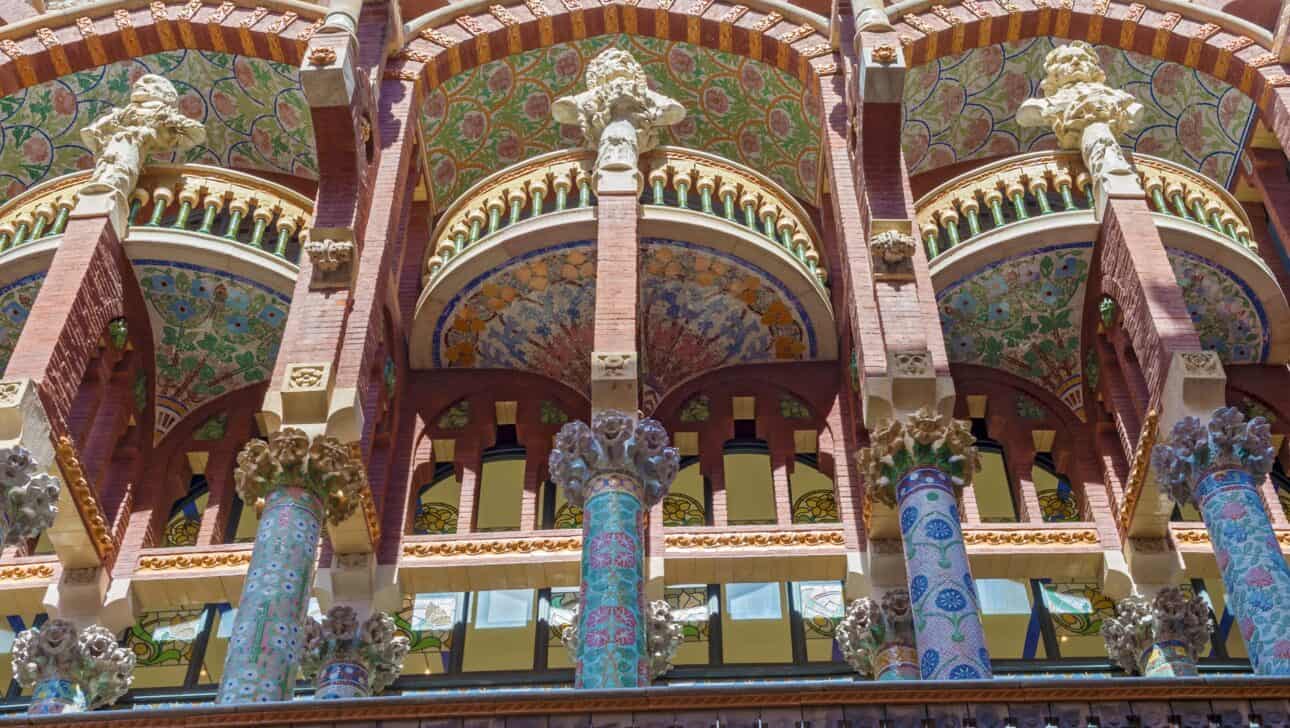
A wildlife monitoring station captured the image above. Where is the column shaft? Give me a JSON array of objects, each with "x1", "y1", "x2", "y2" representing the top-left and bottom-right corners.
[
  {"x1": 1197, "y1": 468, "x2": 1290, "y2": 674},
  {"x1": 217, "y1": 487, "x2": 324, "y2": 702},
  {"x1": 576, "y1": 473, "x2": 647, "y2": 688},
  {"x1": 1140, "y1": 640, "x2": 1197, "y2": 677},
  {"x1": 898, "y1": 467, "x2": 991, "y2": 680},
  {"x1": 874, "y1": 644, "x2": 920, "y2": 680},
  {"x1": 29, "y1": 679, "x2": 84, "y2": 714},
  {"x1": 315, "y1": 659, "x2": 370, "y2": 699}
]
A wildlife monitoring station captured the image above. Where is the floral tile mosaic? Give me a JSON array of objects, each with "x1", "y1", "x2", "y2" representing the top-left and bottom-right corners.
[
  {"x1": 903, "y1": 38, "x2": 1257, "y2": 187},
  {"x1": 135, "y1": 260, "x2": 290, "y2": 442},
  {"x1": 421, "y1": 35, "x2": 821, "y2": 210},
  {"x1": 1169, "y1": 248, "x2": 1268, "y2": 363},
  {"x1": 0, "y1": 50, "x2": 316, "y2": 204},
  {"x1": 0, "y1": 272, "x2": 43, "y2": 375},
  {"x1": 937, "y1": 243, "x2": 1092, "y2": 421}
]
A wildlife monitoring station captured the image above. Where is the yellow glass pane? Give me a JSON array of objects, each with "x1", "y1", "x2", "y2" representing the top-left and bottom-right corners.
[
  {"x1": 790, "y1": 464, "x2": 838, "y2": 524},
  {"x1": 1033, "y1": 466, "x2": 1079, "y2": 522},
  {"x1": 414, "y1": 473, "x2": 461, "y2": 534},
  {"x1": 724, "y1": 452, "x2": 776, "y2": 525},
  {"x1": 976, "y1": 450, "x2": 1018, "y2": 522},
  {"x1": 978, "y1": 578, "x2": 1041, "y2": 659},
  {"x1": 397, "y1": 593, "x2": 460, "y2": 676},
  {"x1": 126, "y1": 608, "x2": 209, "y2": 689},
  {"x1": 664, "y1": 464, "x2": 706, "y2": 526},
  {"x1": 546, "y1": 588, "x2": 578, "y2": 670},
  {"x1": 463, "y1": 590, "x2": 535, "y2": 672},
  {"x1": 666, "y1": 585, "x2": 710, "y2": 666},
  {"x1": 1199, "y1": 579, "x2": 1247, "y2": 659},
  {"x1": 476, "y1": 459, "x2": 525, "y2": 532},
  {"x1": 721, "y1": 582, "x2": 791, "y2": 663},
  {"x1": 798, "y1": 581, "x2": 843, "y2": 662},
  {"x1": 1041, "y1": 581, "x2": 1115, "y2": 658}
]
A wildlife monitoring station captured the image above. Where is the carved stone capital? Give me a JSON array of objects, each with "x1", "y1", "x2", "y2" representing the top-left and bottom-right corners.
[
  {"x1": 548, "y1": 410, "x2": 680, "y2": 507},
  {"x1": 11, "y1": 620, "x2": 135, "y2": 709},
  {"x1": 303, "y1": 233, "x2": 356, "y2": 288},
  {"x1": 1101, "y1": 586, "x2": 1210, "y2": 675},
  {"x1": 560, "y1": 599, "x2": 682, "y2": 681},
  {"x1": 1151, "y1": 406, "x2": 1275, "y2": 506},
  {"x1": 869, "y1": 229, "x2": 917, "y2": 280},
  {"x1": 836, "y1": 589, "x2": 915, "y2": 677},
  {"x1": 300, "y1": 605, "x2": 410, "y2": 695},
  {"x1": 0, "y1": 445, "x2": 60, "y2": 545},
  {"x1": 856, "y1": 407, "x2": 978, "y2": 507},
  {"x1": 233, "y1": 428, "x2": 367, "y2": 525}
]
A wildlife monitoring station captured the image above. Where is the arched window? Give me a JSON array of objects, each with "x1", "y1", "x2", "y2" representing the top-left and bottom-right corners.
[
  {"x1": 413, "y1": 463, "x2": 460, "y2": 535},
  {"x1": 163, "y1": 476, "x2": 209, "y2": 547},
  {"x1": 789, "y1": 454, "x2": 838, "y2": 524},
  {"x1": 475, "y1": 435, "x2": 526, "y2": 533},
  {"x1": 723, "y1": 439, "x2": 776, "y2": 526},
  {"x1": 1033, "y1": 453, "x2": 1080, "y2": 522},
  {"x1": 973, "y1": 420, "x2": 1019, "y2": 523},
  {"x1": 664, "y1": 457, "x2": 708, "y2": 526}
]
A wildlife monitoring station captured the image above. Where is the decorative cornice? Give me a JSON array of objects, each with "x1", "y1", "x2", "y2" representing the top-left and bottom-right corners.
[
  {"x1": 402, "y1": 537, "x2": 582, "y2": 558},
  {"x1": 1118, "y1": 409, "x2": 1158, "y2": 532},
  {"x1": 137, "y1": 552, "x2": 252, "y2": 571},
  {"x1": 54, "y1": 435, "x2": 115, "y2": 563},
  {"x1": 963, "y1": 528, "x2": 1100, "y2": 546},
  {"x1": 0, "y1": 563, "x2": 55, "y2": 581},
  {"x1": 665, "y1": 530, "x2": 845, "y2": 549}
]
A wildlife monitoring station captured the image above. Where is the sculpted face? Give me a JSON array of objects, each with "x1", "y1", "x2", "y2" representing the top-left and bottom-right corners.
[
  {"x1": 585, "y1": 48, "x2": 646, "y2": 89},
  {"x1": 131, "y1": 74, "x2": 179, "y2": 106},
  {"x1": 1040, "y1": 42, "x2": 1106, "y2": 96}
]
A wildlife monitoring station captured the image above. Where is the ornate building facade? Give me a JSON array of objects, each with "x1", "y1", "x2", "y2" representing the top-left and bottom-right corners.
[{"x1": 0, "y1": 0, "x2": 1289, "y2": 725}]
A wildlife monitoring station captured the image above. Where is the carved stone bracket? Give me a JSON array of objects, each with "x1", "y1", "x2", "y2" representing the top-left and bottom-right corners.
[
  {"x1": 12, "y1": 619, "x2": 136, "y2": 710},
  {"x1": 856, "y1": 407, "x2": 978, "y2": 508},
  {"x1": 302, "y1": 232, "x2": 356, "y2": 289},
  {"x1": 548, "y1": 410, "x2": 680, "y2": 507},
  {"x1": 0, "y1": 445, "x2": 60, "y2": 545},
  {"x1": 1151, "y1": 406, "x2": 1275, "y2": 507},
  {"x1": 1101, "y1": 586, "x2": 1210, "y2": 675},
  {"x1": 591, "y1": 351, "x2": 638, "y2": 413},
  {"x1": 300, "y1": 605, "x2": 410, "y2": 696},
  {"x1": 233, "y1": 428, "x2": 367, "y2": 525},
  {"x1": 560, "y1": 599, "x2": 683, "y2": 681},
  {"x1": 869, "y1": 229, "x2": 917, "y2": 281}
]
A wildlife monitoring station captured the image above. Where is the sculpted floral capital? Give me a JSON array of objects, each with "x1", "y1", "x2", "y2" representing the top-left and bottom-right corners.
[
  {"x1": 548, "y1": 410, "x2": 680, "y2": 507},
  {"x1": 11, "y1": 620, "x2": 135, "y2": 709},
  {"x1": 836, "y1": 589, "x2": 914, "y2": 677},
  {"x1": 1101, "y1": 586, "x2": 1211, "y2": 674},
  {"x1": 856, "y1": 407, "x2": 979, "y2": 507},
  {"x1": 233, "y1": 428, "x2": 368, "y2": 524},
  {"x1": 1150, "y1": 406, "x2": 1275, "y2": 506},
  {"x1": 0, "y1": 445, "x2": 60, "y2": 545},
  {"x1": 300, "y1": 606, "x2": 410, "y2": 694}
]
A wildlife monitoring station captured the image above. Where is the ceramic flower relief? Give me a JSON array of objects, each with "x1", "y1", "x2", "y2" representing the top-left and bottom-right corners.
[
  {"x1": 0, "y1": 50, "x2": 315, "y2": 203},
  {"x1": 640, "y1": 239, "x2": 813, "y2": 409},
  {"x1": 137, "y1": 263, "x2": 290, "y2": 440},
  {"x1": 938, "y1": 245, "x2": 1091, "y2": 421},
  {"x1": 1169, "y1": 250, "x2": 1266, "y2": 364},
  {"x1": 0, "y1": 273, "x2": 43, "y2": 375},
  {"x1": 422, "y1": 35, "x2": 820, "y2": 210},
  {"x1": 437, "y1": 243, "x2": 596, "y2": 395},
  {"x1": 903, "y1": 38, "x2": 1255, "y2": 186}
]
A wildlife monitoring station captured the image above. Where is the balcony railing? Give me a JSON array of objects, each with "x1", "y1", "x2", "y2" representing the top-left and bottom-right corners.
[
  {"x1": 0, "y1": 165, "x2": 312, "y2": 264},
  {"x1": 425, "y1": 147, "x2": 827, "y2": 288},
  {"x1": 915, "y1": 151, "x2": 1253, "y2": 261}
]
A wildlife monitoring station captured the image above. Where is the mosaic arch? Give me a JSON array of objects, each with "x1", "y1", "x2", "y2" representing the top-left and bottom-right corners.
[
  {"x1": 431, "y1": 239, "x2": 821, "y2": 407},
  {"x1": 421, "y1": 34, "x2": 822, "y2": 211},
  {"x1": 937, "y1": 243, "x2": 1092, "y2": 421},
  {"x1": 1168, "y1": 249, "x2": 1268, "y2": 364},
  {"x1": 135, "y1": 260, "x2": 290, "y2": 442},
  {"x1": 0, "y1": 272, "x2": 43, "y2": 375},
  {"x1": 903, "y1": 38, "x2": 1257, "y2": 187},
  {"x1": 0, "y1": 50, "x2": 316, "y2": 204}
]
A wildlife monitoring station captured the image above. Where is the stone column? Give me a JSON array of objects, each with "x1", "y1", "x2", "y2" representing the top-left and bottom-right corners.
[
  {"x1": 216, "y1": 429, "x2": 366, "y2": 704},
  {"x1": 11, "y1": 619, "x2": 135, "y2": 714},
  {"x1": 857, "y1": 408, "x2": 991, "y2": 680},
  {"x1": 837, "y1": 589, "x2": 918, "y2": 680},
  {"x1": 300, "y1": 605, "x2": 409, "y2": 699},
  {"x1": 0, "y1": 445, "x2": 59, "y2": 547},
  {"x1": 1153, "y1": 407, "x2": 1290, "y2": 675},
  {"x1": 1102, "y1": 586, "x2": 1210, "y2": 676},
  {"x1": 548, "y1": 411, "x2": 679, "y2": 688}
]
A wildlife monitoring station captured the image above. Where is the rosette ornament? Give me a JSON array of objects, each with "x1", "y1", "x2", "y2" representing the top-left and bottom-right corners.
[
  {"x1": 836, "y1": 590, "x2": 918, "y2": 680},
  {"x1": 559, "y1": 600, "x2": 684, "y2": 681},
  {"x1": 12, "y1": 620, "x2": 136, "y2": 714},
  {"x1": 1151, "y1": 407, "x2": 1290, "y2": 675},
  {"x1": 300, "y1": 606, "x2": 410, "y2": 698},
  {"x1": 0, "y1": 445, "x2": 60, "y2": 546},
  {"x1": 1101, "y1": 587, "x2": 1210, "y2": 676}
]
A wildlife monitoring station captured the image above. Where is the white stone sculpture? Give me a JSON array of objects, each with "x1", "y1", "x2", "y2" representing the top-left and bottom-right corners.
[
  {"x1": 560, "y1": 599, "x2": 684, "y2": 681},
  {"x1": 299, "y1": 605, "x2": 410, "y2": 696},
  {"x1": 552, "y1": 49, "x2": 684, "y2": 183},
  {"x1": 0, "y1": 445, "x2": 60, "y2": 546},
  {"x1": 79, "y1": 74, "x2": 206, "y2": 205},
  {"x1": 1016, "y1": 42, "x2": 1145, "y2": 209},
  {"x1": 1101, "y1": 586, "x2": 1211, "y2": 675},
  {"x1": 11, "y1": 619, "x2": 136, "y2": 710}
]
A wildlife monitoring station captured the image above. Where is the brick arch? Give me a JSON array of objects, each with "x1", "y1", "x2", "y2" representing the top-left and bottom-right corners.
[
  {"x1": 391, "y1": 0, "x2": 840, "y2": 93},
  {"x1": 882, "y1": 0, "x2": 1290, "y2": 154},
  {"x1": 0, "y1": 0, "x2": 323, "y2": 96}
]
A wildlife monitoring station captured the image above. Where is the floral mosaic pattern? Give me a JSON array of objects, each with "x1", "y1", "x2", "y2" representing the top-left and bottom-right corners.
[
  {"x1": 0, "y1": 50, "x2": 315, "y2": 203},
  {"x1": 578, "y1": 480, "x2": 647, "y2": 688},
  {"x1": 1169, "y1": 249, "x2": 1268, "y2": 363},
  {"x1": 136, "y1": 261, "x2": 290, "y2": 441},
  {"x1": 904, "y1": 39, "x2": 1257, "y2": 186},
  {"x1": 937, "y1": 243, "x2": 1091, "y2": 421},
  {"x1": 422, "y1": 35, "x2": 821, "y2": 210},
  {"x1": 792, "y1": 490, "x2": 839, "y2": 524},
  {"x1": 0, "y1": 272, "x2": 43, "y2": 375}
]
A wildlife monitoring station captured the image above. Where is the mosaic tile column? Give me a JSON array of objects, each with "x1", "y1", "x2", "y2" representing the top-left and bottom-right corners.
[
  {"x1": 858, "y1": 408, "x2": 992, "y2": 680},
  {"x1": 12, "y1": 620, "x2": 135, "y2": 714},
  {"x1": 1153, "y1": 407, "x2": 1290, "y2": 675},
  {"x1": 300, "y1": 605, "x2": 409, "y2": 699},
  {"x1": 837, "y1": 589, "x2": 919, "y2": 680},
  {"x1": 0, "y1": 445, "x2": 60, "y2": 548},
  {"x1": 216, "y1": 429, "x2": 367, "y2": 704},
  {"x1": 1102, "y1": 586, "x2": 1211, "y2": 676},
  {"x1": 549, "y1": 411, "x2": 679, "y2": 688}
]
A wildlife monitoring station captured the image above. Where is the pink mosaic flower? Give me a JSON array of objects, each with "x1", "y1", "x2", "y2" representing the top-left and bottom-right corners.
[
  {"x1": 252, "y1": 128, "x2": 271, "y2": 156},
  {"x1": 488, "y1": 66, "x2": 513, "y2": 95},
  {"x1": 668, "y1": 46, "x2": 696, "y2": 75},
  {"x1": 1246, "y1": 566, "x2": 1274, "y2": 588},
  {"x1": 235, "y1": 57, "x2": 256, "y2": 89},
  {"x1": 1221, "y1": 500, "x2": 1248, "y2": 520},
  {"x1": 739, "y1": 129, "x2": 761, "y2": 158},
  {"x1": 52, "y1": 87, "x2": 75, "y2": 116},
  {"x1": 770, "y1": 108, "x2": 791, "y2": 138},
  {"x1": 672, "y1": 116, "x2": 696, "y2": 139},
  {"x1": 523, "y1": 92, "x2": 550, "y2": 121},
  {"x1": 461, "y1": 111, "x2": 486, "y2": 140},
  {"x1": 212, "y1": 91, "x2": 236, "y2": 117},
  {"x1": 1275, "y1": 640, "x2": 1290, "y2": 659},
  {"x1": 1178, "y1": 110, "x2": 1205, "y2": 158},
  {"x1": 179, "y1": 93, "x2": 204, "y2": 120},
  {"x1": 1153, "y1": 64, "x2": 1183, "y2": 98},
  {"x1": 424, "y1": 91, "x2": 447, "y2": 121},
  {"x1": 1241, "y1": 617, "x2": 1256, "y2": 640},
  {"x1": 1003, "y1": 72, "x2": 1029, "y2": 109},
  {"x1": 497, "y1": 133, "x2": 520, "y2": 162},
  {"x1": 704, "y1": 87, "x2": 730, "y2": 115},
  {"x1": 434, "y1": 158, "x2": 456, "y2": 188},
  {"x1": 555, "y1": 49, "x2": 580, "y2": 79},
  {"x1": 740, "y1": 64, "x2": 763, "y2": 93},
  {"x1": 964, "y1": 115, "x2": 991, "y2": 150},
  {"x1": 276, "y1": 100, "x2": 299, "y2": 130},
  {"x1": 22, "y1": 137, "x2": 49, "y2": 164}
]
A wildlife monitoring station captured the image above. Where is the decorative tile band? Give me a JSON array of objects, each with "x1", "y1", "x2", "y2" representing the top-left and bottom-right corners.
[
  {"x1": 403, "y1": 537, "x2": 583, "y2": 558},
  {"x1": 137, "y1": 552, "x2": 252, "y2": 571},
  {"x1": 665, "y1": 531, "x2": 845, "y2": 549}
]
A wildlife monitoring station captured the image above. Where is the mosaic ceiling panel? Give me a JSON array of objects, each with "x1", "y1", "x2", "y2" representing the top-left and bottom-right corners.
[
  {"x1": 904, "y1": 39, "x2": 1257, "y2": 187},
  {"x1": 421, "y1": 35, "x2": 822, "y2": 210},
  {"x1": 136, "y1": 260, "x2": 290, "y2": 441},
  {"x1": 431, "y1": 239, "x2": 820, "y2": 407},
  {"x1": 0, "y1": 50, "x2": 316, "y2": 204},
  {"x1": 937, "y1": 243, "x2": 1092, "y2": 421},
  {"x1": 0, "y1": 273, "x2": 43, "y2": 375},
  {"x1": 1169, "y1": 249, "x2": 1268, "y2": 364}
]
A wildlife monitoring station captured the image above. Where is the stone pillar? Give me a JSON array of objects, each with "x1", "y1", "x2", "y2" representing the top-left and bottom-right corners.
[
  {"x1": 1153, "y1": 407, "x2": 1290, "y2": 675},
  {"x1": 11, "y1": 619, "x2": 135, "y2": 714},
  {"x1": 857, "y1": 408, "x2": 992, "y2": 680},
  {"x1": 300, "y1": 605, "x2": 409, "y2": 699},
  {"x1": 559, "y1": 598, "x2": 684, "y2": 683},
  {"x1": 837, "y1": 589, "x2": 918, "y2": 680},
  {"x1": 216, "y1": 429, "x2": 366, "y2": 704},
  {"x1": 1102, "y1": 586, "x2": 1210, "y2": 676},
  {"x1": 0, "y1": 445, "x2": 59, "y2": 547},
  {"x1": 548, "y1": 411, "x2": 679, "y2": 688}
]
